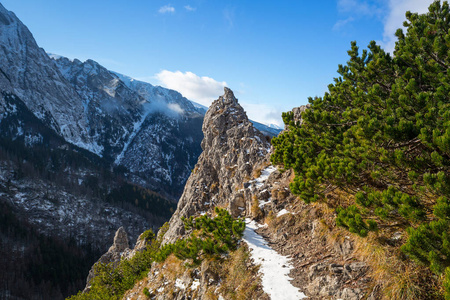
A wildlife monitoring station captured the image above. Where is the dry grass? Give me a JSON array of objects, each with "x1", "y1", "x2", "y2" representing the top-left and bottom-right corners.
[
  {"x1": 162, "y1": 254, "x2": 185, "y2": 281},
  {"x1": 252, "y1": 167, "x2": 262, "y2": 179},
  {"x1": 251, "y1": 195, "x2": 263, "y2": 220},
  {"x1": 271, "y1": 187, "x2": 289, "y2": 201},
  {"x1": 350, "y1": 232, "x2": 442, "y2": 300},
  {"x1": 287, "y1": 188, "x2": 443, "y2": 300},
  {"x1": 219, "y1": 246, "x2": 265, "y2": 300},
  {"x1": 315, "y1": 188, "x2": 442, "y2": 299},
  {"x1": 263, "y1": 210, "x2": 276, "y2": 228},
  {"x1": 210, "y1": 181, "x2": 219, "y2": 192}
]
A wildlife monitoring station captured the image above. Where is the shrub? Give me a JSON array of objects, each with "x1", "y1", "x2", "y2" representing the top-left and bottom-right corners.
[{"x1": 69, "y1": 209, "x2": 245, "y2": 299}]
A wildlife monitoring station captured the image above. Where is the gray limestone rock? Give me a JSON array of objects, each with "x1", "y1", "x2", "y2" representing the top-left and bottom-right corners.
[{"x1": 162, "y1": 87, "x2": 270, "y2": 244}]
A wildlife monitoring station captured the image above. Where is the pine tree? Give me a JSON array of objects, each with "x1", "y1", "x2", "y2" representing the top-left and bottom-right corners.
[{"x1": 271, "y1": 1, "x2": 450, "y2": 296}]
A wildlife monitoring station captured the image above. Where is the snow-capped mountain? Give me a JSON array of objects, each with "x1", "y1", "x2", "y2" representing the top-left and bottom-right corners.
[
  {"x1": 49, "y1": 55, "x2": 204, "y2": 197},
  {"x1": 0, "y1": 4, "x2": 91, "y2": 149},
  {"x1": 0, "y1": 1, "x2": 205, "y2": 199}
]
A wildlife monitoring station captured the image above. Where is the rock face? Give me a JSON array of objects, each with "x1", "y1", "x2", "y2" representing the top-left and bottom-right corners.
[
  {"x1": 0, "y1": 4, "x2": 90, "y2": 147},
  {"x1": 85, "y1": 227, "x2": 130, "y2": 291},
  {"x1": 50, "y1": 56, "x2": 204, "y2": 199},
  {"x1": 163, "y1": 87, "x2": 271, "y2": 244}
]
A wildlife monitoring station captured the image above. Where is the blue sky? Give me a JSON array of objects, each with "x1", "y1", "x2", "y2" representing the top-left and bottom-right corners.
[{"x1": 0, "y1": 0, "x2": 434, "y2": 126}]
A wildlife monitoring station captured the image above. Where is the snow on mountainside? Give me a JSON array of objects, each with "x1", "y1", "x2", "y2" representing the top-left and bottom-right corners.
[
  {"x1": 112, "y1": 71, "x2": 204, "y2": 115},
  {"x1": 49, "y1": 55, "x2": 204, "y2": 199},
  {"x1": 49, "y1": 55, "x2": 144, "y2": 160},
  {"x1": 0, "y1": 0, "x2": 203, "y2": 199},
  {"x1": 0, "y1": 4, "x2": 93, "y2": 151}
]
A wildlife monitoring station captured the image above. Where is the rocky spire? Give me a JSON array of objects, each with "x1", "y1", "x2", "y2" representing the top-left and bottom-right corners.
[
  {"x1": 84, "y1": 227, "x2": 130, "y2": 292},
  {"x1": 162, "y1": 87, "x2": 271, "y2": 244},
  {"x1": 110, "y1": 226, "x2": 129, "y2": 253}
]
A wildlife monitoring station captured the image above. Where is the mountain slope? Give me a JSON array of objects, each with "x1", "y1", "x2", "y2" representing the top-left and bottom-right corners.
[
  {"x1": 49, "y1": 55, "x2": 204, "y2": 199},
  {"x1": 0, "y1": 4, "x2": 94, "y2": 151}
]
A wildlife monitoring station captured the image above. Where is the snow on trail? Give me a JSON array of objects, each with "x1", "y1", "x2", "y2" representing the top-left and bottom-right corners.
[
  {"x1": 252, "y1": 166, "x2": 277, "y2": 188},
  {"x1": 243, "y1": 219, "x2": 306, "y2": 299}
]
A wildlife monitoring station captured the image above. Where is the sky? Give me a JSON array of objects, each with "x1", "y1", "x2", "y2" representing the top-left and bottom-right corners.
[{"x1": 0, "y1": 0, "x2": 435, "y2": 126}]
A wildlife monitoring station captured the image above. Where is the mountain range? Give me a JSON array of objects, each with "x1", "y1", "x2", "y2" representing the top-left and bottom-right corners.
[{"x1": 0, "y1": 2, "x2": 281, "y2": 299}]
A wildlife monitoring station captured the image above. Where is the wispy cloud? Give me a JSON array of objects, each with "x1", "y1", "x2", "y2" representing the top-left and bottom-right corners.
[
  {"x1": 333, "y1": 17, "x2": 354, "y2": 31},
  {"x1": 382, "y1": 0, "x2": 434, "y2": 53},
  {"x1": 337, "y1": 0, "x2": 383, "y2": 16},
  {"x1": 334, "y1": 0, "x2": 435, "y2": 53},
  {"x1": 240, "y1": 101, "x2": 284, "y2": 127},
  {"x1": 155, "y1": 70, "x2": 227, "y2": 107},
  {"x1": 223, "y1": 7, "x2": 235, "y2": 29},
  {"x1": 159, "y1": 5, "x2": 175, "y2": 14},
  {"x1": 334, "y1": 0, "x2": 383, "y2": 31},
  {"x1": 184, "y1": 5, "x2": 196, "y2": 12}
]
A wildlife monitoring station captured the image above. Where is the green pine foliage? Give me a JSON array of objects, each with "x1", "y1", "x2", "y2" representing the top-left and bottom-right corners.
[
  {"x1": 68, "y1": 208, "x2": 245, "y2": 300},
  {"x1": 271, "y1": 1, "x2": 450, "y2": 296}
]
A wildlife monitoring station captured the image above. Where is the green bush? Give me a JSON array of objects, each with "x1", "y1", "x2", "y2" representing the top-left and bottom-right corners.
[
  {"x1": 140, "y1": 229, "x2": 155, "y2": 244},
  {"x1": 143, "y1": 287, "x2": 151, "y2": 298},
  {"x1": 271, "y1": 1, "x2": 450, "y2": 297},
  {"x1": 68, "y1": 209, "x2": 245, "y2": 299}
]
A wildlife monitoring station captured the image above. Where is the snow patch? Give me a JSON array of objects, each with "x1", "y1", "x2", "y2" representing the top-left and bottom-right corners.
[
  {"x1": 251, "y1": 165, "x2": 277, "y2": 188},
  {"x1": 175, "y1": 279, "x2": 186, "y2": 290},
  {"x1": 259, "y1": 198, "x2": 271, "y2": 208},
  {"x1": 243, "y1": 219, "x2": 306, "y2": 299},
  {"x1": 277, "y1": 209, "x2": 290, "y2": 217},
  {"x1": 191, "y1": 279, "x2": 200, "y2": 290}
]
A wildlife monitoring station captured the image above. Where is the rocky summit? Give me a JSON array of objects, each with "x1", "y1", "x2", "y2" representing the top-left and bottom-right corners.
[{"x1": 162, "y1": 87, "x2": 271, "y2": 244}]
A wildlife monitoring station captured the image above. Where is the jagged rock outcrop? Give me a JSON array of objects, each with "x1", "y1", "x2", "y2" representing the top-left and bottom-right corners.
[
  {"x1": 291, "y1": 105, "x2": 309, "y2": 126},
  {"x1": 85, "y1": 227, "x2": 130, "y2": 292},
  {"x1": 163, "y1": 87, "x2": 271, "y2": 244}
]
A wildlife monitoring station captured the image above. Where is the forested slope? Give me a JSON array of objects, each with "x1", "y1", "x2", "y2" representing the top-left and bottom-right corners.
[{"x1": 272, "y1": 1, "x2": 450, "y2": 298}]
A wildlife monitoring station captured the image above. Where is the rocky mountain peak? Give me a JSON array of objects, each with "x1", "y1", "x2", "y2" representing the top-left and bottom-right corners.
[
  {"x1": 203, "y1": 87, "x2": 246, "y2": 131},
  {"x1": 84, "y1": 227, "x2": 131, "y2": 292},
  {"x1": 162, "y1": 88, "x2": 271, "y2": 244},
  {"x1": 111, "y1": 226, "x2": 129, "y2": 253},
  {"x1": 0, "y1": 3, "x2": 12, "y2": 26},
  {"x1": 222, "y1": 86, "x2": 238, "y2": 104}
]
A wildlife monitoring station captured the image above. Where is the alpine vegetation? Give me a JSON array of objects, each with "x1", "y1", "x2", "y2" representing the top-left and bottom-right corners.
[{"x1": 272, "y1": 1, "x2": 450, "y2": 298}]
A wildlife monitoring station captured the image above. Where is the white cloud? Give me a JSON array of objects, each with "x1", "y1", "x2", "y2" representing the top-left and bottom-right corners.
[
  {"x1": 240, "y1": 101, "x2": 284, "y2": 128},
  {"x1": 382, "y1": 0, "x2": 434, "y2": 53},
  {"x1": 155, "y1": 70, "x2": 227, "y2": 107},
  {"x1": 167, "y1": 103, "x2": 184, "y2": 114},
  {"x1": 337, "y1": 0, "x2": 382, "y2": 16},
  {"x1": 334, "y1": 0, "x2": 436, "y2": 53},
  {"x1": 159, "y1": 5, "x2": 175, "y2": 14},
  {"x1": 334, "y1": 0, "x2": 383, "y2": 32},
  {"x1": 184, "y1": 5, "x2": 196, "y2": 12}
]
